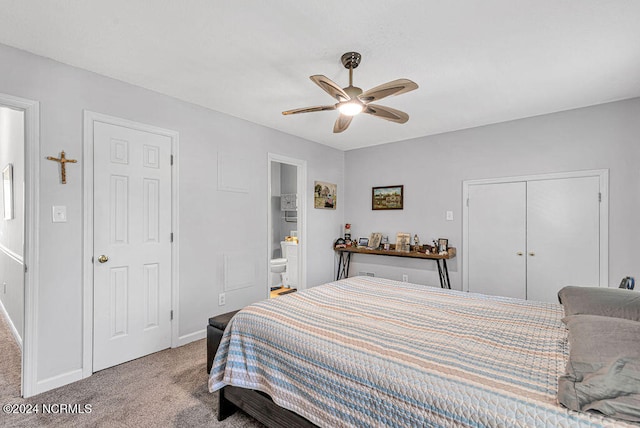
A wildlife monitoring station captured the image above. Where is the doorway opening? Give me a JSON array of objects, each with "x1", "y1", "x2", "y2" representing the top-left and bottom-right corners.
[
  {"x1": 267, "y1": 154, "x2": 307, "y2": 298},
  {"x1": 0, "y1": 92, "x2": 39, "y2": 397}
]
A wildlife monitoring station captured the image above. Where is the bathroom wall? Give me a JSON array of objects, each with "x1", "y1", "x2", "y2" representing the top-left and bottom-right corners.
[
  {"x1": 278, "y1": 163, "x2": 297, "y2": 243},
  {"x1": 270, "y1": 161, "x2": 282, "y2": 258}
]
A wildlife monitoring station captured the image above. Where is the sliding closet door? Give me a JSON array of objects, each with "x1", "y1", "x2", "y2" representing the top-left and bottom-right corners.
[
  {"x1": 467, "y1": 182, "x2": 527, "y2": 299},
  {"x1": 526, "y1": 177, "x2": 600, "y2": 303}
]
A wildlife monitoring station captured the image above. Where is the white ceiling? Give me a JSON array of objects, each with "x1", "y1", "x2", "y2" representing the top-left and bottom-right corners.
[{"x1": 1, "y1": 1, "x2": 639, "y2": 151}]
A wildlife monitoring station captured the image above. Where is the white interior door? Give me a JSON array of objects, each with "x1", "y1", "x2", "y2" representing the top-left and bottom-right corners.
[
  {"x1": 467, "y1": 182, "x2": 527, "y2": 299},
  {"x1": 526, "y1": 177, "x2": 600, "y2": 303},
  {"x1": 93, "y1": 121, "x2": 172, "y2": 372}
]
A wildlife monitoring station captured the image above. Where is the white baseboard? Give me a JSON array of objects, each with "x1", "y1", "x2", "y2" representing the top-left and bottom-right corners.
[
  {"x1": 0, "y1": 298, "x2": 22, "y2": 350},
  {"x1": 35, "y1": 369, "x2": 83, "y2": 395},
  {"x1": 176, "y1": 328, "x2": 206, "y2": 347}
]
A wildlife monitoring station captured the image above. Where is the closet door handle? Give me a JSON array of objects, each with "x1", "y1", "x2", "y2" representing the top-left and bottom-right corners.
[
  {"x1": 516, "y1": 252, "x2": 523, "y2": 256},
  {"x1": 528, "y1": 252, "x2": 535, "y2": 256}
]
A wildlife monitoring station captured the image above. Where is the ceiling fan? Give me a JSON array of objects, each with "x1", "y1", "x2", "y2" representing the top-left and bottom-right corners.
[{"x1": 282, "y1": 52, "x2": 419, "y2": 133}]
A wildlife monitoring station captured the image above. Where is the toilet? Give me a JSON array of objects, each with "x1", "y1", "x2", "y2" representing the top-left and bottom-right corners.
[
  {"x1": 270, "y1": 241, "x2": 289, "y2": 287},
  {"x1": 270, "y1": 241, "x2": 298, "y2": 288},
  {"x1": 270, "y1": 256, "x2": 287, "y2": 287}
]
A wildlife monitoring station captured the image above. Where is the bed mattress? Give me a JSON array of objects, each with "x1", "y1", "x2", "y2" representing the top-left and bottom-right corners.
[{"x1": 209, "y1": 276, "x2": 632, "y2": 427}]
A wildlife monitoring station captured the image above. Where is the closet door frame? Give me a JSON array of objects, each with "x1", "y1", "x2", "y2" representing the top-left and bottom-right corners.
[{"x1": 462, "y1": 169, "x2": 609, "y2": 293}]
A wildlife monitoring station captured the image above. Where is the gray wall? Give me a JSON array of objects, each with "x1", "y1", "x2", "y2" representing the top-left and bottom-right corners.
[
  {"x1": 0, "y1": 106, "x2": 24, "y2": 343},
  {"x1": 345, "y1": 98, "x2": 640, "y2": 289},
  {"x1": 0, "y1": 43, "x2": 344, "y2": 391}
]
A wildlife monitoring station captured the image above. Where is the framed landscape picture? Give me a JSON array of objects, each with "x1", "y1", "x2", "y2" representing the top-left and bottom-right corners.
[
  {"x1": 314, "y1": 181, "x2": 337, "y2": 209},
  {"x1": 372, "y1": 185, "x2": 403, "y2": 210}
]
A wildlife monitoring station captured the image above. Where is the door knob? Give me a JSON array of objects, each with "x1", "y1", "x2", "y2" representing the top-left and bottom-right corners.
[
  {"x1": 528, "y1": 252, "x2": 535, "y2": 256},
  {"x1": 516, "y1": 252, "x2": 523, "y2": 256},
  {"x1": 98, "y1": 255, "x2": 109, "y2": 263}
]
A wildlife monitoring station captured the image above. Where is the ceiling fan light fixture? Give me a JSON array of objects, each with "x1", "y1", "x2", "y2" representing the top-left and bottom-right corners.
[
  {"x1": 282, "y1": 51, "x2": 418, "y2": 133},
  {"x1": 337, "y1": 101, "x2": 363, "y2": 116}
]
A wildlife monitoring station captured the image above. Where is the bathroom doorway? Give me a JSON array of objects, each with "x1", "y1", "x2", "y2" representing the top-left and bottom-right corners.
[{"x1": 267, "y1": 154, "x2": 307, "y2": 298}]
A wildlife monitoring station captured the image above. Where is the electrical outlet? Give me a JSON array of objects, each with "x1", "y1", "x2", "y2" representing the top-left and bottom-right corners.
[
  {"x1": 218, "y1": 293, "x2": 226, "y2": 306},
  {"x1": 402, "y1": 274, "x2": 408, "y2": 282}
]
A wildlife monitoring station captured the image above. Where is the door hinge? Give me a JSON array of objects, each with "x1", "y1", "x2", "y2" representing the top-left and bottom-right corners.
[
  {"x1": 598, "y1": 192, "x2": 601, "y2": 202},
  {"x1": 466, "y1": 198, "x2": 469, "y2": 207},
  {"x1": 24, "y1": 264, "x2": 27, "y2": 273},
  {"x1": 170, "y1": 310, "x2": 174, "y2": 321},
  {"x1": 170, "y1": 155, "x2": 174, "y2": 166},
  {"x1": 170, "y1": 232, "x2": 174, "y2": 243}
]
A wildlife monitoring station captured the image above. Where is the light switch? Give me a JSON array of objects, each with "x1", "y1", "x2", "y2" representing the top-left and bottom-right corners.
[
  {"x1": 446, "y1": 211, "x2": 454, "y2": 221},
  {"x1": 52, "y1": 205, "x2": 67, "y2": 223}
]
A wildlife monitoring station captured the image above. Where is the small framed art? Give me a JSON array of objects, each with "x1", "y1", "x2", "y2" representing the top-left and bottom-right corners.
[
  {"x1": 314, "y1": 181, "x2": 337, "y2": 210},
  {"x1": 372, "y1": 185, "x2": 403, "y2": 210}
]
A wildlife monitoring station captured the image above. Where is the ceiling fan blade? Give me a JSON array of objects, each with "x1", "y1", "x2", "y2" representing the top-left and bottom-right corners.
[
  {"x1": 310, "y1": 75, "x2": 350, "y2": 102},
  {"x1": 333, "y1": 115, "x2": 353, "y2": 133},
  {"x1": 358, "y1": 79, "x2": 418, "y2": 103},
  {"x1": 282, "y1": 105, "x2": 336, "y2": 115},
  {"x1": 363, "y1": 104, "x2": 409, "y2": 123}
]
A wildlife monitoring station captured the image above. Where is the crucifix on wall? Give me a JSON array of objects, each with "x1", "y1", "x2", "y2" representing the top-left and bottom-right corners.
[{"x1": 47, "y1": 151, "x2": 77, "y2": 184}]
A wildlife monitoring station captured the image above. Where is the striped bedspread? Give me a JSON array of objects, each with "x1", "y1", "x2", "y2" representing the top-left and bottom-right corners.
[{"x1": 209, "y1": 277, "x2": 631, "y2": 427}]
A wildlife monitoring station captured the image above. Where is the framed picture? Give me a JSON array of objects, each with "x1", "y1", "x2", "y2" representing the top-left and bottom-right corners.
[
  {"x1": 368, "y1": 232, "x2": 382, "y2": 249},
  {"x1": 314, "y1": 181, "x2": 337, "y2": 210},
  {"x1": 438, "y1": 238, "x2": 448, "y2": 253},
  {"x1": 357, "y1": 237, "x2": 369, "y2": 247},
  {"x1": 2, "y1": 164, "x2": 13, "y2": 220},
  {"x1": 372, "y1": 185, "x2": 403, "y2": 210},
  {"x1": 395, "y1": 232, "x2": 411, "y2": 252}
]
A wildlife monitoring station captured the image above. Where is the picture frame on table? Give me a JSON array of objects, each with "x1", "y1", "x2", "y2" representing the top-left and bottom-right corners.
[
  {"x1": 357, "y1": 237, "x2": 369, "y2": 248},
  {"x1": 368, "y1": 233, "x2": 382, "y2": 249},
  {"x1": 395, "y1": 232, "x2": 411, "y2": 252}
]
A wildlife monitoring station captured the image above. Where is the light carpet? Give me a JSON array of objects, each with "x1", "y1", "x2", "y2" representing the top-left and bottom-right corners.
[{"x1": 0, "y1": 313, "x2": 263, "y2": 427}]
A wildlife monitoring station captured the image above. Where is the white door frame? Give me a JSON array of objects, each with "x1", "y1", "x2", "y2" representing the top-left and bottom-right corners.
[
  {"x1": 0, "y1": 93, "x2": 40, "y2": 397},
  {"x1": 462, "y1": 169, "x2": 609, "y2": 292},
  {"x1": 267, "y1": 153, "x2": 308, "y2": 295},
  {"x1": 82, "y1": 111, "x2": 179, "y2": 378}
]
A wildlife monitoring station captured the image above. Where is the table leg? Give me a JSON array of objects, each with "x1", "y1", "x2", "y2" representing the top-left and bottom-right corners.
[
  {"x1": 436, "y1": 260, "x2": 445, "y2": 288},
  {"x1": 344, "y1": 252, "x2": 351, "y2": 279},
  {"x1": 442, "y1": 259, "x2": 451, "y2": 289},
  {"x1": 336, "y1": 252, "x2": 352, "y2": 280}
]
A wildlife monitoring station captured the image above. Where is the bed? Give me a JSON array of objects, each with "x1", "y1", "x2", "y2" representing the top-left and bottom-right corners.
[{"x1": 209, "y1": 276, "x2": 635, "y2": 427}]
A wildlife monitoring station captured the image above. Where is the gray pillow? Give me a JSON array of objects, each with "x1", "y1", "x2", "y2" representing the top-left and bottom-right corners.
[
  {"x1": 558, "y1": 314, "x2": 640, "y2": 422},
  {"x1": 557, "y1": 286, "x2": 640, "y2": 321}
]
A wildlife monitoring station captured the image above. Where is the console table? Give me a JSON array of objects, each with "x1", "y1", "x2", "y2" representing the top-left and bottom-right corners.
[{"x1": 335, "y1": 246, "x2": 456, "y2": 289}]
